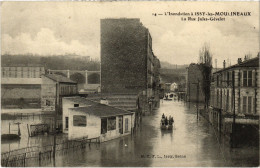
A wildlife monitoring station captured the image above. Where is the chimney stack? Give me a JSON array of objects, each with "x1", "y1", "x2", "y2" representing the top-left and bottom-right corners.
[
  {"x1": 223, "y1": 60, "x2": 226, "y2": 69},
  {"x1": 237, "y1": 58, "x2": 242, "y2": 64},
  {"x1": 67, "y1": 70, "x2": 70, "y2": 78}
]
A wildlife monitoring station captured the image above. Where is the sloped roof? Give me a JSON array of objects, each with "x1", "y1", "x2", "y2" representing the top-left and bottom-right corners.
[
  {"x1": 2, "y1": 63, "x2": 44, "y2": 67},
  {"x1": 214, "y1": 57, "x2": 259, "y2": 74},
  {"x1": 63, "y1": 96, "x2": 97, "y2": 106},
  {"x1": 44, "y1": 74, "x2": 77, "y2": 84},
  {"x1": 68, "y1": 100, "x2": 134, "y2": 118}
]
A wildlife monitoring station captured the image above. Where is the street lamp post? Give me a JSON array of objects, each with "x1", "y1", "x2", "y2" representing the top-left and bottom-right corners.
[
  {"x1": 197, "y1": 80, "x2": 200, "y2": 120},
  {"x1": 191, "y1": 80, "x2": 200, "y2": 120},
  {"x1": 53, "y1": 82, "x2": 58, "y2": 161},
  {"x1": 188, "y1": 82, "x2": 190, "y2": 108}
]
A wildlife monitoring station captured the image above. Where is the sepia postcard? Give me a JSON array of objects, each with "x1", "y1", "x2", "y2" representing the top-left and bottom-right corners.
[{"x1": 1, "y1": 1, "x2": 259, "y2": 167}]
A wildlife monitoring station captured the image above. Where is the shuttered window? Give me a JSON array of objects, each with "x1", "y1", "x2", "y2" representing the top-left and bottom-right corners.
[
  {"x1": 242, "y1": 97, "x2": 247, "y2": 113},
  {"x1": 243, "y1": 70, "x2": 253, "y2": 87},
  {"x1": 248, "y1": 97, "x2": 252, "y2": 113}
]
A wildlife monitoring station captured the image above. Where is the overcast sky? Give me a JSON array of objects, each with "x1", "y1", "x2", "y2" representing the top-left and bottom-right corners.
[{"x1": 1, "y1": 1, "x2": 259, "y2": 67}]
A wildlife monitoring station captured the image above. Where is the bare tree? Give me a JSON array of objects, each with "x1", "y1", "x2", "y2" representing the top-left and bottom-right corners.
[
  {"x1": 198, "y1": 43, "x2": 212, "y2": 67},
  {"x1": 198, "y1": 43, "x2": 213, "y2": 108}
]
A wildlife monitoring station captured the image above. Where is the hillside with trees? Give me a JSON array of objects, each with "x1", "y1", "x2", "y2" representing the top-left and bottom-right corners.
[
  {"x1": 1, "y1": 54, "x2": 100, "y2": 71},
  {"x1": 160, "y1": 62, "x2": 188, "y2": 84}
]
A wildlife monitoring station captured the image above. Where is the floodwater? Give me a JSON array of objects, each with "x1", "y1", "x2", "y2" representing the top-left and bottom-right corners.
[
  {"x1": 1, "y1": 100, "x2": 259, "y2": 167},
  {"x1": 1, "y1": 116, "x2": 43, "y2": 153},
  {"x1": 1, "y1": 115, "x2": 66, "y2": 154}
]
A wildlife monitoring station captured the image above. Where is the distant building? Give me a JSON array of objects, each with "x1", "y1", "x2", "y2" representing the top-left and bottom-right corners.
[
  {"x1": 41, "y1": 74, "x2": 78, "y2": 130},
  {"x1": 170, "y1": 83, "x2": 178, "y2": 92},
  {"x1": 1, "y1": 64, "x2": 45, "y2": 109},
  {"x1": 186, "y1": 63, "x2": 205, "y2": 103},
  {"x1": 47, "y1": 69, "x2": 101, "y2": 93},
  {"x1": 164, "y1": 83, "x2": 171, "y2": 93},
  {"x1": 2, "y1": 64, "x2": 45, "y2": 79},
  {"x1": 209, "y1": 56, "x2": 259, "y2": 145},
  {"x1": 100, "y1": 18, "x2": 161, "y2": 114},
  {"x1": 62, "y1": 97, "x2": 135, "y2": 141}
]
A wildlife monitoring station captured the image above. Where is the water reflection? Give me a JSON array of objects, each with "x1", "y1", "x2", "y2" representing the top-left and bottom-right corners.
[
  {"x1": 1, "y1": 117, "x2": 41, "y2": 153},
  {"x1": 2, "y1": 101, "x2": 259, "y2": 167}
]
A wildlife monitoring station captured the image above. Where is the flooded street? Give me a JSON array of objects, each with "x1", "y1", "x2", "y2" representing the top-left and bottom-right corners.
[
  {"x1": 51, "y1": 100, "x2": 259, "y2": 167},
  {"x1": 2, "y1": 100, "x2": 259, "y2": 167}
]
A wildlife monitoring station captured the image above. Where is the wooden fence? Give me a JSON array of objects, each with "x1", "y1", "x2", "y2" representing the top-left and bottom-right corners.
[{"x1": 1, "y1": 137, "x2": 100, "y2": 167}]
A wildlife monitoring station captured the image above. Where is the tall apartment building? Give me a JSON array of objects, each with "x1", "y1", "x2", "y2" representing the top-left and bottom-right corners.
[
  {"x1": 209, "y1": 56, "x2": 259, "y2": 145},
  {"x1": 100, "y1": 18, "x2": 161, "y2": 114},
  {"x1": 101, "y1": 18, "x2": 160, "y2": 95}
]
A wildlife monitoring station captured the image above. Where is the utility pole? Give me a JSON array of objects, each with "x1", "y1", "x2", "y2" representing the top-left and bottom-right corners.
[
  {"x1": 197, "y1": 80, "x2": 200, "y2": 120},
  {"x1": 231, "y1": 71, "x2": 236, "y2": 148},
  {"x1": 188, "y1": 82, "x2": 190, "y2": 108},
  {"x1": 53, "y1": 82, "x2": 58, "y2": 160}
]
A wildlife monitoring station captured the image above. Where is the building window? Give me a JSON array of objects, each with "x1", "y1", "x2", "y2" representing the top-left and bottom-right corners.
[
  {"x1": 248, "y1": 71, "x2": 252, "y2": 86},
  {"x1": 242, "y1": 97, "x2": 247, "y2": 113},
  {"x1": 73, "y1": 115, "x2": 86, "y2": 127},
  {"x1": 21, "y1": 68, "x2": 23, "y2": 78},
  {"x1": 101, "y1": 118, "x2": 107, "y2": 134},
  {"x1": 227, "y1": 72, "x2": 230, "y2": 86},
  {"x1": 33, "y1": 69, "x2": 36, "y2": 78},
  {"x1": 248, "y1": 97, "x2": 252, "y2": 113},
  {"x1": 74, "y1": 104, "x2": 79, "y2": 107},
  {"x1": 125, "y1": 118, "x2": 128, "y2": 133},
  {"x1": 243, "y1": 70, "x2": 253, "y2": 87},
  {"x1": 107, "y1": 117, "x2": 116, "y2": 131},
  {"x1": 226, "y1": 90, "x2": 229, "y2": 111},
  {"x1": 242, "y1": 96, "x2": 253, "y2": 114},
  {"x1": 46, "y1": 100, "x2": 51, "y2": 106},
  {"x1": 65, "y1": 117, "x2": 69, "y2": 129},
  {"x1": 14, "y1": 67, "x2": 17, "y2": 78}
]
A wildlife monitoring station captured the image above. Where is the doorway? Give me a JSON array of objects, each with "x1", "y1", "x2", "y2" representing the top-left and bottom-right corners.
[
  {"x1": 118, "y1": 116, "x2": 123, "y2": 134},
  {"x1": 101, "y1": 118, "x2": 107, "y2": 134}
]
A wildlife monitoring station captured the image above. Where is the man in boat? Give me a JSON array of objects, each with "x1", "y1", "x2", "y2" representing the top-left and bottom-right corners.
[
  {"x1": 162, "y1": 113, "x2": 165, "y2": 119},
  {"x1": 169, "y1": 116, "x2": 172, "y2": 125},
  {"x1": 170, "y1": 117, "x2": 174, "y2": 124},
  {"x1": 165, "y1": 117, "x2": 168, "y2": 125}
]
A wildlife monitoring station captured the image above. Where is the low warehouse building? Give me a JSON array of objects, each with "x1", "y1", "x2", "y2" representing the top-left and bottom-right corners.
[{"x1": 63, "y1": 97, "x2": 135, "y2": 142}]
